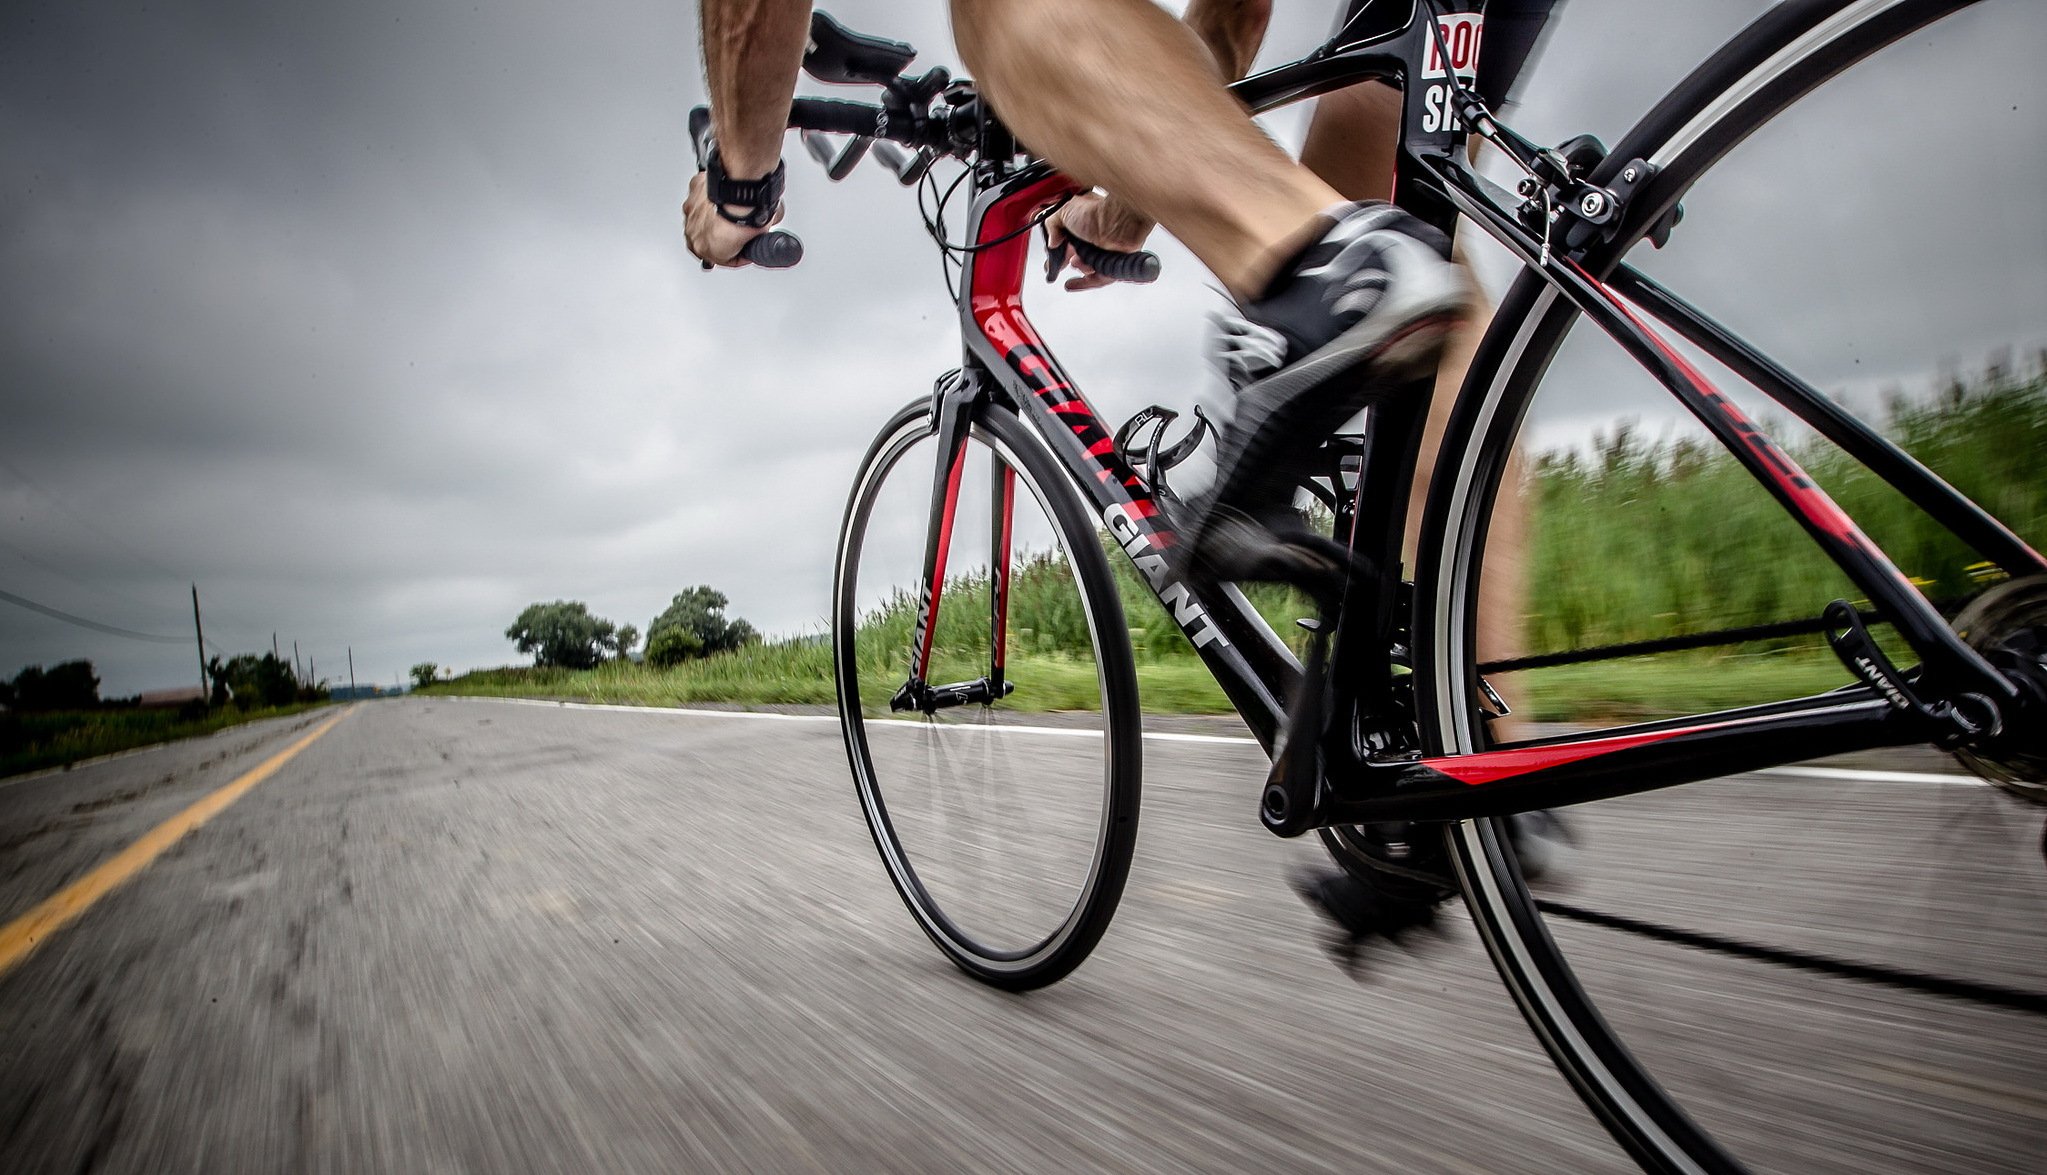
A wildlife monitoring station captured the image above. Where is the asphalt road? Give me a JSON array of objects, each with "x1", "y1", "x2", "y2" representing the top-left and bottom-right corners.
[{"x1": 1, "y1": 698, "x2": 2042, "y2": 1173}]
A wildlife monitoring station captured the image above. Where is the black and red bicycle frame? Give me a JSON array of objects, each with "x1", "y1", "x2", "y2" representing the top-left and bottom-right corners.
[{"x1": 886, "y1": 0, "x2": 2044, "y2": 832}]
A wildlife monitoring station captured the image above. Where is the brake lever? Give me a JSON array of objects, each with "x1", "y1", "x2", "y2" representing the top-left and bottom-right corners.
[
  {"x1": 870, "y1": 141, "x2": 934, "y2": 186},
  {"x1": 802, "y1": 130, "x2": 872, "y2": 181}
]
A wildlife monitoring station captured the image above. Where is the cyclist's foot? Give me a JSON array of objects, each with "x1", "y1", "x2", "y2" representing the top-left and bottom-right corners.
[
  {"x1": 1292, "y1": 813, "x2": 1574, "y2": 970},
  {"x1": 1504, "y1": 809, "x2": 1577, "y2": 883},
  {"x1": 1179, "y1": 201, "x2": 1468, "y2": 593},
  {"x1": 1288, "y1": 864, "x2": 1445, "y2": 972}
]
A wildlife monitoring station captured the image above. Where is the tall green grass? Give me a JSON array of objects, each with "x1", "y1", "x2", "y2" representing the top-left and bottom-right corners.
[{"x1": 1523, "y1": 359, "x2": 2045, "y2": 654}]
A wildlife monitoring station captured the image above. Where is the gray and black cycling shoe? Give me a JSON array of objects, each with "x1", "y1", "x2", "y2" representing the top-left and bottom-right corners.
[{"x1": 1179, "y1": 201, "x2": 1468, "y2": 593}]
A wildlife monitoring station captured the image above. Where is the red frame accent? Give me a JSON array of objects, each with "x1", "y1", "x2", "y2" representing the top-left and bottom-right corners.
[
  {"x1": 916, "y1": 450, "x2": 968, "y2": 680},
  {"x1": 1576, "y1": 260, "x2": 1878, "y2": 553},
  {"x1": 970, "y1": 175, "x2": 1082, "y2": 365},
  {"x1": 1422, "y1": 727, "x2": 1685, "y2": 786},
  {"x1": 992, "y1": 463, "x2": 1015, "y2": 671}
]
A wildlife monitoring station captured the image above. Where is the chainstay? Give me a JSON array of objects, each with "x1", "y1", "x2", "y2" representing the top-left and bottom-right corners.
[{"x1": 1478, "y1": 596, "x2": 1971, "y2": 674}]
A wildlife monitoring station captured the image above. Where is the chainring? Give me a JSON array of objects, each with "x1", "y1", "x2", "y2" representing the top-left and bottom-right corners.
[{"x1": 1951, "y1": 575, "x2": 2047, "y2": 803}]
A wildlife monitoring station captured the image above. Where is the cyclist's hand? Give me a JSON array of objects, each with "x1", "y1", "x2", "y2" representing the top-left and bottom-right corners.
[
  {"x1": 1045, "y1": 192, "x2": 1156, "y2": 291},
  {"x1": 684, "y1": 171, "x2": 783, "y2": 268}
]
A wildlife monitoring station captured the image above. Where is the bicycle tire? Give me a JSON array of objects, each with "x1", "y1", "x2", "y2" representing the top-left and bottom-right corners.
[
  {"x1": 834, "y1": 397, "x2": 1142, "y2": 990},
  {"x1": 1414, "y1": 2, "x2": 2011, "y2": 1171}
]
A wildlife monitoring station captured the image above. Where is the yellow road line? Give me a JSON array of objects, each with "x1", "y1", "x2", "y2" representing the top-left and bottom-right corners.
[{"x1": 0, "y1": 706, "x2": 354, "y2": 976}]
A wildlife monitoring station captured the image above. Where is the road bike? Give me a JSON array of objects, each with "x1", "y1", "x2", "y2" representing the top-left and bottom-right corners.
[{"x1": 696, "y1": 3, "x2": 2046, "y2": 1170}]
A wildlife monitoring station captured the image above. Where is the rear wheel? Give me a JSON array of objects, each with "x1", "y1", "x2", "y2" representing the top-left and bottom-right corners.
[
  {"x1": 834, "y1": 398, "x2": 1142, "y2": 990},
  {"x1": 1419, "y1": 2, "x2": 2044, "y2": 1171}
]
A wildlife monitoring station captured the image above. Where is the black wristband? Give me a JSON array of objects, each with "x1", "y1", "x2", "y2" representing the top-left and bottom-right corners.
[{"x1": 705, "y1": 146, "x2": 785, "y2": 228}]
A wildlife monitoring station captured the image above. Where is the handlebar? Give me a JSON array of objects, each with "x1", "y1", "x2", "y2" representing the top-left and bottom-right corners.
[
  {"x1": 1055, "y1": 234, "x2": 1161, "y2": 285},
  {"x1": 686, "y1": 87, "x2": 1162, "y2": 282}
]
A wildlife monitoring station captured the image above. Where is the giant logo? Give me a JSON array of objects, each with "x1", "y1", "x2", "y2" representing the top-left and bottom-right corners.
[{"x1": 1102, "y1": 504, "x2": 1229, "y2": 649}]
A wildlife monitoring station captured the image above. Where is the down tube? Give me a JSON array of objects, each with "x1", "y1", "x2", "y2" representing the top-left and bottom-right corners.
[{"x1": 956, "y1": 170, "x2": 1296, "y2": 746}]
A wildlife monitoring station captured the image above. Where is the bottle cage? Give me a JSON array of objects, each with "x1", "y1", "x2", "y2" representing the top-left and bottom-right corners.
[{"x1": 1112, "y1": 405, "x2": 1213, "y2": 509}]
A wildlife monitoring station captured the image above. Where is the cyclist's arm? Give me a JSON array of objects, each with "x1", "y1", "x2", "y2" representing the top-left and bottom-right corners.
[
  {"x1": 689, "y1": 0, "x2": 809, "y2": 266},
  {"x1": 700, "y1": 0, "x2": 808, "y2": 179}
]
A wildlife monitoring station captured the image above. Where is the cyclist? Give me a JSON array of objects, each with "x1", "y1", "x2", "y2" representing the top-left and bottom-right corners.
[{"x1": 686, "y1": 0, "x2": 1557, "y2": 946}]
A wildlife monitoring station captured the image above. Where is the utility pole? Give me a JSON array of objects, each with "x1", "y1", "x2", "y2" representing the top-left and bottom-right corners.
[
  {"x1": 293, "y1": 640, "x2": 302, "y2": 685},
  {"x1": 273, "y1": 632, "x2": 280, "y2": 661},
  {"x1": 348, "y1": 647, "x2": 356, "y2": 698},
  {"x1": 191, "y1": 584, "x2": 209, "y2": 710}
]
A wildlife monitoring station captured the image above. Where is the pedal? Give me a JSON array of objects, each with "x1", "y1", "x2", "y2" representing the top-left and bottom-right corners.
[{"x1": 1263, "y1": 617, "x2": 1333, "y2": 837}]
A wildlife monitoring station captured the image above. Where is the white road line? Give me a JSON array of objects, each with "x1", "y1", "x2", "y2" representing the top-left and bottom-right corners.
[
  {"x1": 442, "y1": 696, "x2": 1984, "y2": 781},
  {"x1": 444, "y1": 695, "x2": 1258, "y2": 745},
  {"x1": 1755, "y1": 765, "x2": 1983, "y2": 787}
]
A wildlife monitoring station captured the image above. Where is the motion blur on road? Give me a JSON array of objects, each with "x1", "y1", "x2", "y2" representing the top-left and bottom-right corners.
[{"x1": 2, "y1": 699, "x2": 2042, "y2": 1173}]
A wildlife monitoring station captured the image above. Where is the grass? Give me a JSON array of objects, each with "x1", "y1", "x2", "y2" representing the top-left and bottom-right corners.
[
  {"x1": 1523, "y1": 360, "x2": 2046, "y2": 653},
  {"x1": 432, "y1": 362, "x2": 2042, "y2": 723},
  {"x1": 0, "y1": 703, "x2": 332, "y2": 779}
]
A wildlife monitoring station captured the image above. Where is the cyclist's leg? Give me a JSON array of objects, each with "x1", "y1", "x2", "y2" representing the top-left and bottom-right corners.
[
  {"x1": 949, "y1": 0, "x2": 1343, "y2": 303},
  {"x1": 1288, "y1": 24, "x2": 1550, "y2": 937},
  {"x1": 1299, "y1": 0, "x2": 1559, "y2": 706}
]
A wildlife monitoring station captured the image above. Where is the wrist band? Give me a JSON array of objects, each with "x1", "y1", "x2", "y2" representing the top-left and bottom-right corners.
[{"x1": 706, "y1": 147, "x2": 785, "y2": 228}]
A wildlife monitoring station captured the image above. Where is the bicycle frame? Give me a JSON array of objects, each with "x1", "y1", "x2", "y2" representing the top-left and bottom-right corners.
[{"x1": 898, "y1": 0, "x2": 2045, "y2": 830}]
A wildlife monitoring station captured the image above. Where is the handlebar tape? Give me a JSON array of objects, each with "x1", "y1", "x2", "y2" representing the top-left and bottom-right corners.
[
  {"x1": 740, "y1": 231, "x2": 803, "y2": 268},
  {"x1": 1063, "y1": 235, "x2": 1161, "y2": 285}
]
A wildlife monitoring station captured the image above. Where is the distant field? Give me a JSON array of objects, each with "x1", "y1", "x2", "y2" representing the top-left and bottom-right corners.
[{"x1": 1, "y1": 703, "x2": 331, "y2": 779}]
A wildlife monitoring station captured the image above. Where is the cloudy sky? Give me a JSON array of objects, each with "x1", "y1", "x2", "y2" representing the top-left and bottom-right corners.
[{"x1": 3, "y1": 0, "x2": 2040, "y2": 695}]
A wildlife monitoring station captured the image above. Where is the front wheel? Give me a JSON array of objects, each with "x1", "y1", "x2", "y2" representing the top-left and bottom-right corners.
[{"x1": 834, "y1": 397, "x2": 1142, "y2": 990}]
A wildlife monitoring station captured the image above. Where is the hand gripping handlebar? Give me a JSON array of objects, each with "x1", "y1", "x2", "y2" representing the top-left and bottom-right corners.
[{"x1": 687, "y1": 106, "x2": 804, "y2": 269}]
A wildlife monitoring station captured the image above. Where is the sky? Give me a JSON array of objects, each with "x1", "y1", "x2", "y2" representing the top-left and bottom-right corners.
[{"x1": 2, "y1": 0, "x2": 2041, "y2": 695}]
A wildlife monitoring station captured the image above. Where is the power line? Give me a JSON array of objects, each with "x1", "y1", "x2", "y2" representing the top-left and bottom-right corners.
[
  {"x1": 0, "y1": 454, "x2": 189, "y2": 583},
  {"x1": 0, "y1": 453, "x2": 265, "y2": 641},
  {"x1": 0, "y1": 536, "x2": 174, "y2": 620},
  {"x1": 0, "y1": 586, "x2": 189, "y2": 644}
]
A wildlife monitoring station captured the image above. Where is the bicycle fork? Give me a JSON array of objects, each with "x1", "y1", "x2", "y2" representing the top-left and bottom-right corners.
[{"x1": 891, "y1": 372, "x2": 1015, "y2": 714}]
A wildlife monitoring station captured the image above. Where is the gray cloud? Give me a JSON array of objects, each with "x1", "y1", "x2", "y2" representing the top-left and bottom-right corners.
[{"x1": 2, "y1": 0, "x2": 2039, "y2": 693}]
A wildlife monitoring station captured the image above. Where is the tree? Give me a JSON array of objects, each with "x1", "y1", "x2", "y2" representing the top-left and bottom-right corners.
[
  {"x1": 9, "y1": 661, "x2": 99, "y2": 710},
  {"x1": 614, "y1": 624, "x2": 640, "y2": 662},
  {"x1": 410, "y1": 662, "x2": 440, "y2": 690},
  {"x1": 208, "y1": 652, "x2": 298, "y2": 709},
  {"x1": 647, "y1": 587, "x2": 756, "y2": 664},
  {"x1": 645, "y1": 626, "x2": 703, "y2": 668},
  {"x1": 505, "y1": 600, "x2": 619, "y2": 669}
]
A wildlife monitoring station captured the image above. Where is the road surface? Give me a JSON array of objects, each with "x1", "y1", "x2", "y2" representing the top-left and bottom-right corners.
[{"x1": 1, "y1": 698, "x2": 2042, "y2": 1173}]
